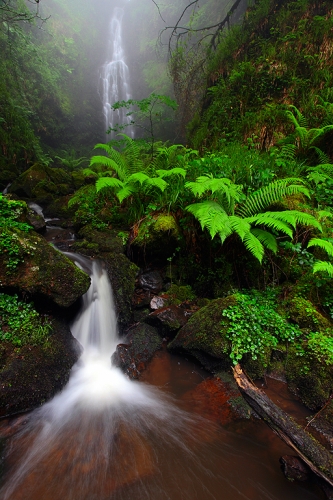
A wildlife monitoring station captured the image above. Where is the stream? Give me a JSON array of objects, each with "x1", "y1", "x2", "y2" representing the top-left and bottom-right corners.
[{"x1": 0, "y1": 246, "x2": 325, "y2": 499}]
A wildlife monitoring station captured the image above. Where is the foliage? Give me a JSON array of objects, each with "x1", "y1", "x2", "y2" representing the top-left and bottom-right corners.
[
  {"x1": 109, "y1": 94, "x2": 178, "y2": 153},
  {"x1": 221, "y1": 292, "x2": 302, "y2": 365},
  {"x1": 308, "y1": 237, "x2": 333, "y2": 277},
  {"x1": 0, "y1": 195, "x2": 32, "y2": 271},
  {"x1": 185, "y1": 176, "x2": 320, "y2": 262},
  {"x1": 307, "y1": 330, "x2": 333, "y2": 366},
  {"x1": 0, "y1": 293, "x2": 52, "y2": 346}
]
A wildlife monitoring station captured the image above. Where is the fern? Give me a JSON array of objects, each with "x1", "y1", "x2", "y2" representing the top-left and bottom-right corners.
[
  {"x1": 96, "y1": 177, "x2": 124, "y2": 192},
  {"x1": 237, "y1": 178, "x2": 310, "y2": 218},
  {"x1": 313, "y1": 261, "x2": 333, "y2": 277},
  {"x1": 308, "y1": 238, "x2": 333, "y2": 258}
]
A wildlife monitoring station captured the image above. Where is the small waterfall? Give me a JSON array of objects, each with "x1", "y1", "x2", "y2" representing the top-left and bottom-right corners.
[
  {"x1": 100, "y1": 7, "x2": 134, "y2": 138},
  {"x1": 0, "y1": 255, "x2": 209, "y2": 500}
]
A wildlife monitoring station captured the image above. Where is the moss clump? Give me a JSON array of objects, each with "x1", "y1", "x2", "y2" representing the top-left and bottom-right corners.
[
  {"x1": 132, "y1": 213, "x2": 180, "y2": 247},
  {"x1": 163, "y1": 284, "x2": 196, "y2": 305},
  {"x1": 283, "y1": 297, "x2": 331, "y2": 331}
]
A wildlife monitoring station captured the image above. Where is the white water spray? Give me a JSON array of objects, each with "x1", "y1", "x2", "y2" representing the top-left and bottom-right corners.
[{"x1": 100, "y1": 7, "x2": 133, "y2": 138}]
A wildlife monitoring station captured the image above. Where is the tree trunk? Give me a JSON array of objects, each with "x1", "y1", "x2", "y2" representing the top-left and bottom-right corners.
[{"x1": 233, "y1": 363, "x2": 333, "y2": 490}]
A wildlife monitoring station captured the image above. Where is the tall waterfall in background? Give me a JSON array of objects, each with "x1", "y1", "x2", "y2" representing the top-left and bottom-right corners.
[{"x1": 100, "y1": 7, "x2": 133, "y2": 138}]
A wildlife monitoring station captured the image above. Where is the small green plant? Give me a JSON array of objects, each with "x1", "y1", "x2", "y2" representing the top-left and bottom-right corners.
[
  {"x1": 0, "y1": 293, "x2": 52, "y2": 346},
  {"x1": 221, "y1": 292, "x2": 302, "y2": 364},
  {"x1": 0, "y1": 195, "x2": 32, "y2": 271}
]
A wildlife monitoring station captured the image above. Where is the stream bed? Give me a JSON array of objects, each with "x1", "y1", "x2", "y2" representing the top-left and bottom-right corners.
[{"x1": 0, "y1": 251, "x2": 326, "y2": 500}]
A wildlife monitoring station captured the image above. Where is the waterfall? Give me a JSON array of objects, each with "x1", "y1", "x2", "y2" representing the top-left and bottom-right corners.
[
  {"x1": 100, "y1": 7, "x2": 134, "y2": 138},
  {"x1": 0, "y1": 255, "x2": 210, "y2": 500}
]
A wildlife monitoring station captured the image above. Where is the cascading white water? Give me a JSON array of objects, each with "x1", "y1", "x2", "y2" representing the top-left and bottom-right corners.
[
  {"x1": 100, "y1": 7, "x2": 134, "y2": 138},
  {"x1": 0, "y1": 255, "x2": 210, "y2": 500}
]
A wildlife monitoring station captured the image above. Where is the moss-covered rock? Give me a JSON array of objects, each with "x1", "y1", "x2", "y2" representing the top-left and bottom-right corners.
[
  {"x1": 0, "y1": 319, "x2": 81, "y2": 417},
  {"x1": 9, "y1": 164, "x2": 74, "y2": 202},
  {"x1": 285, "y1": 346, "x2": 333, "y2": 410},
  {"x1": 0, "y1": 228, "x2": 90, "y2": 307},
  {"x1": 283, "y1": 297, "x2": 332, "y2": 331},
  {"x1": 103, "y1": 252, "x2": 139, "y2": 332},
  {"x1": 77, "y1": 225, "x2": 125, "y2": 254},
  {"x1": 168, "y1": 296, "x2": 237, "y2": 371},
  {"x1": 131, "y1": 213, "x2": 181, "y2": 263}
]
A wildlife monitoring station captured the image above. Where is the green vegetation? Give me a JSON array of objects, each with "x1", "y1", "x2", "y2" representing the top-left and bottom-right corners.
[
  {"x1": 0, "y1": 195, "x2": 32, "y2": 271},
  {"x1": 0, "y1": 293, "x2": 52, "y2": 346},
  {"x1": 221, "y1": 291, "x2": 302, "y2": 365}
]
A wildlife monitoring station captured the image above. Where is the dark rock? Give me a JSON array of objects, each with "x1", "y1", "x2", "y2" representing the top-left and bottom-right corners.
[
  {"x1": 103, "y1": 252, "x2": 139, "y2": 333},
  {"x1": 133, "y1": 288, "x2": 152, "y2": 308},
  {"x1": 112, "y1": 323, "x2": 162, "y2": 379},
  {"x1": 146, "y1": 305, "x2": 190, "y2": 336},
  {"x1": 279, "y1": 455, "x2": 310, "y2": 482},
  {"x1": 168, "y1": 297, "x2": 235, "y2": 370},
  {"x1": 26, "y1": 210, "x2": 46, "y2": 233},
  {"x1": 77, "y1": 225, "x2": 125, "y2": 254},
  {"x1": 0, "y1": 320, "x2": 81, "y2": 417},
  {"x1": 138, "y1": 270, "x2": 163, "y2": 293},
  {"x1": 0, "y1": 229, "x2": 90, "y2": 307}
]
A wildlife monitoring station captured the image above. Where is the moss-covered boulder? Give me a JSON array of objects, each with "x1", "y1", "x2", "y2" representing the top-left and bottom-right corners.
[
  {"x1": 168, "y1": 296, "x2": 236, "y2": 371},
  {"x1": 9, "y1": 164, "x2": 73, "y2": 202},
  {"x1": 0, "y1": 319, "x2": 81, "y2": 416},
  {"x1": 0, "y1": 229, "x2": 90, "y2": 307},
  {"x1": 130, "y1": 213, "x2": 181, "y2": 263},
  {"x1": 283, "y1": 297, "x2": 332, "y2": 331},
  {"x1": 76, "y1": 225, "x2": 125, "y2": 254}
]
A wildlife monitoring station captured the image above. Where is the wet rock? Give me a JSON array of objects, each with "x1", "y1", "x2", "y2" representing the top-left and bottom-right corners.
[
  {"x1": 26, "y1": 209, "x2": 46, "y2": 233},
  {"x1": 133, "y1": 288, "x2": 152, "y2": 309},
  {"x1": 0, "y1": 229, "x2": 90, "y2": 307},
  {"x1": 103, "y1": 252, "x2": 139, "y2": 333},
  {"x1": 279, "y1": 455, "x2": 310, "y2": 481},
  {"x1": 0, "y1": 320, "x2": 81, "y2": 417},
  {"x1": 77, "y1": 225, "x2": 125, "y2": 254},
  {"x1": 146, "y1": 304, "x2": 190, "y2": 337},
  {"x1": 138, "y1": 270, "x2": 163, "y2": 294},
  {"x1": 150, "y1": 295, "x2": 168, "y2": 310},
  {"x1": 112, "y1": 323, "x2": 163, "y2": 379},
  {"x1": 168, "y1": 297, "x2": 235, "y2": 371}
]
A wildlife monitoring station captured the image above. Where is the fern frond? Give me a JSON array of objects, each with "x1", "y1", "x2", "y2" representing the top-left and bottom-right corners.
[
  {"x1": 156, "y1": 168, "x2": 187, "y2": 179},
  {"x1": 308, "y1": 238, "x2": 333, "y2": 258},
  {"x1": 251, "y1": 228, "x2": 278, "y2": 253},
  {"x1": 242, "y1": 231, "x2": 265, "y2": 263},
  {"x1": 145, "y1": 177, "x2": 168, "y2": 192},
  {"x1": 247, "y1": 213, "x2": 293, "y2": 238},
  {"x1": 90, "y1": 155, "x2": 120, "y2": 172},
  {"x1": 311, "y1": 147, "x2": 331, "y2": 165},
  {"x1": 186, "y1": 201, "x2": 228, "y2": 238},
  {"x1": 96, "y1": 177, "x2": 124, "y2": 193},
  {"x1": 127, "y1": 172, "x2": 150, "y2": 185},
  {"x1": 117, "y1": 185, "x2": 137, "y2": 203},
  {"x1": 313, "y1": 261, "x2": 333, "y2": 277},
  {"x1": 93, "y1": 143, "x2": 114, "y2": 155},
  {"x1": 228, "y1": 216, "x2": 251, "y2": 241},
  {"x1": 82, "y1": 168, "x2": 98, "y2": 178},
  {"x1": 237, "y1": 178, "x2": 309, "y2": 217}
]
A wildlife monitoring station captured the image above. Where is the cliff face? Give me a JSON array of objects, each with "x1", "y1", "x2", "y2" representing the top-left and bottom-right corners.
[{"x1": 186, "y1": 0, "x2": 333, "y2": 151}]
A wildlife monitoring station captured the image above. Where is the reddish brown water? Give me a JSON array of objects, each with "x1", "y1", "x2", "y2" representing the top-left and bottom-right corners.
[{"x1": 0, "y1": 350, "x2": 324, "y2": 500}]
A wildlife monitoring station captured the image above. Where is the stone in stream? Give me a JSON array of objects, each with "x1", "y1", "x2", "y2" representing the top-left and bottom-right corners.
[{"x1": 112, "y1": 323, "x2": 163, "y2": 379}]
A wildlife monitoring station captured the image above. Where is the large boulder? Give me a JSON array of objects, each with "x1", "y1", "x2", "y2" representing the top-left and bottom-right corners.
[
  {"x1": 9, "y1": 164, "x2": 74, "y2": 203},
  {"x1": 0, "y1": 319, "x2": 81, "y2": 416},
  {"x1": 168, "y1": 296, "x2": 236, "y2": 371},
  {"x1": 0, "y1": 228, "x2": 90, "y2": 307}
]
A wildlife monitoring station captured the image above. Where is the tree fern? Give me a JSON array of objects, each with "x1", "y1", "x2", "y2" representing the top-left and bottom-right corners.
[{"x1": 308, "y1": 238, "x2": 333, "y2": 257}]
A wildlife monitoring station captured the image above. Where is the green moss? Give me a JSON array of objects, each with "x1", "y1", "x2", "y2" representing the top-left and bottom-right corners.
[
  {"x1": 133, "y1": 213, "x2": 180, "y2": 247},
  {"x1": 283, "y1": 297, "x2": 332, "y2": 331},
  {"x1": 163, "y1": 284, "x2": 196, "y2": 304}
]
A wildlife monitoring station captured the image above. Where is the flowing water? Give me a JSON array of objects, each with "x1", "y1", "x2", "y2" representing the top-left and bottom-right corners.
[
  {"x1": 0, "y1": 255, "x2": 324, "y2": 500},
  {"x1": 100, "y1": 7, "x2": 133, "y2": 138}
]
